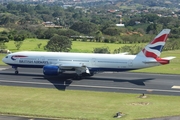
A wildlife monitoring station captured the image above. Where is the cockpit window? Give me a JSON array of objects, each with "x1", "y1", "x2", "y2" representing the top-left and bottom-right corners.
[{"x1": 5, "y1": 56, "x2": 8, "y2": 58}]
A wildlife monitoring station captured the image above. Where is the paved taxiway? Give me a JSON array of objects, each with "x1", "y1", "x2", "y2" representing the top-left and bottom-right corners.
[{"x1": 0, "y1": 66, "x2": 180, "y2": 96}]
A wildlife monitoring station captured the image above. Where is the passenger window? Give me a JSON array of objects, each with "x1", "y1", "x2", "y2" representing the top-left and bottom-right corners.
[{"x1": 5, "y1": 56, "x2": 8, "y2": 58}]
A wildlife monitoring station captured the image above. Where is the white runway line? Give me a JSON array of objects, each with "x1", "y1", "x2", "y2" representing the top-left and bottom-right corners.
[
  {"x1": 172, "y1": 86, "x2": 180, "y2": 89},
  {"x1": 0, "y1": 68, "x2": 8, "y2": 71},
  {"x1": 1, "y1": 79, "x2": 180, "y2": 93}
]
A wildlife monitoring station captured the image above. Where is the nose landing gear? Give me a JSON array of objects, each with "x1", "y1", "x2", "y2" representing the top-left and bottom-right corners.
[{"x1": 12, "y1": 66, "x2": 19, "y2": 75}]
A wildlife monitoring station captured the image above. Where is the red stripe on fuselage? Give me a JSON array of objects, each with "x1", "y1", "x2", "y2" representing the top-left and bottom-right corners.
[{"x1": 13, "y1": 55, "x2": 27, "y2": 58}]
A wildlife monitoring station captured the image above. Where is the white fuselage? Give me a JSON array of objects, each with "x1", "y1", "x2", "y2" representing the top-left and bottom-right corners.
[{"x1": 2, "y1": 51, "x2": 160, "y2": 72}]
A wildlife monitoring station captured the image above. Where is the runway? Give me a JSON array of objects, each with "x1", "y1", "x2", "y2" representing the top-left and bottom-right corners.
[{"x1": 0, "y1": 66, "x2": 180, "y2": 96}]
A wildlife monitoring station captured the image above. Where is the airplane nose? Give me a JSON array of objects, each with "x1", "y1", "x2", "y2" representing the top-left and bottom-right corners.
[
  {"x1": 2, "y1": 56, "x2": 7, "y2": 63},
  {"x1": 2, "y1": 57, "x2": 6, "y2": 63}
]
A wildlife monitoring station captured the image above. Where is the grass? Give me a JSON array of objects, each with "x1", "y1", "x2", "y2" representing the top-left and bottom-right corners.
[
  {"x1": 0, "y1": 27, "x2": 7, "y2": 32},
  {"x1": 0, "y1": 86, "x2": 180, "y2": 120},
  {"x1": 5, "y1": 38, "x2": 48, "y2": 52},
  {"x1": 71, "y1": 41, "x2": 128, "y2": 53},
  {"x1": 4, "y1": 39, "x2": 128, "y2": 53},
  {"x1": 0, "y1": 54, "x2": 6, "y2": 65}
]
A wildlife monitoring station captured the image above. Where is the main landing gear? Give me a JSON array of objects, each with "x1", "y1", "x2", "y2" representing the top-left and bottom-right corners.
[
  {"x1": 73, "y1": 74, "x2": 82, "y2": 80},
  {"x1": 74, "y1": 72, "x2": 94, "y2": 80},
  {"x1": 12, "y1": 66, "x2": 19, "y2": 74},
  {"x1": 15, "y1": 70, "x2": 19, "y2": 74}
]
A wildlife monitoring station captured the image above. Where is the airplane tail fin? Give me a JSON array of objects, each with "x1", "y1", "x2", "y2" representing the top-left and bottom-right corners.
[
  {"x1": 137, "y1": 29, "x2": 170, "y2": 58},
  {"x1": 137, "y1": 29, "x2": 176, "y2": 64}
]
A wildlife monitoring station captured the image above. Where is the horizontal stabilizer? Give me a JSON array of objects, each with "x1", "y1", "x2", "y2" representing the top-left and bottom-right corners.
[
  {"x1": 143, "y1": 60, "x2": 158, "y2": 63},
  {"x1": 119, "y1": 52, "x2": 129, "y2": 55},
  {"x1": 143, "y1": 56, "x2": 176, "y2": 65},
  {"x1": 161, "y1": 56, "x2": 176, "y2": 60}
]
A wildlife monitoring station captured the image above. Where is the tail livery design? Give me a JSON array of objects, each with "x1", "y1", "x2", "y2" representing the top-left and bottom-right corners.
[
  {"x1": 138, "y1": 29, "x2": 175, "y2": 65},
  {"x1": 138, "y1": 29, "x2": 170, "y2": 58}
]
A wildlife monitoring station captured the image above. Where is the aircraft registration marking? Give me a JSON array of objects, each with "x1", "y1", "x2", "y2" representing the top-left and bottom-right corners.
[{"x1": 172, "y1": 86, "x2": 180, "y2": 89}]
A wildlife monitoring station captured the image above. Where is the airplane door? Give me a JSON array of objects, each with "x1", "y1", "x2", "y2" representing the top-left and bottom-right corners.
[
  {"x1": 91, "y1": 58, "x2": 96, "y2": 66},
  {"x1": 128, "y1": 60, "x2": 133, "y2": 67},
  {"x1": 41, "y1": 56, "x2": 45, "y2": 60}
]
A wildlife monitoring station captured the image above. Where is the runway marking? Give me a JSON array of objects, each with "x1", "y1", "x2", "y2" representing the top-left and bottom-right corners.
[
  {"x1": 101, "y1": 72, "x2": 180, "y2": 77},
  {"x1": 1, "y1": 80, "x2": 180, "y2": 93},
  {"x1": 172, "y1": 86, "x2": 180, "y2": 89},
  {"x1": 0, "y1": 68, "x2": 8, "y2": 71}
]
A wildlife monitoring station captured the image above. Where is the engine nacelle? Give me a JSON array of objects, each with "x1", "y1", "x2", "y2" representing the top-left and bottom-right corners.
[{"x1": 43, "y1": 65, "x2": 61, "y2": 76}]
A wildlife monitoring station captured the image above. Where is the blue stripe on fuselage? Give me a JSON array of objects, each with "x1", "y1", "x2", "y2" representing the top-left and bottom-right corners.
[
  {"x1": 89, "y1": 68, "x2": 135, "y2": 72},
  {"x1": 6, "y1": 64, "x2": 135, "y2": 72},
  {"x1": 7, "y1": 64, "x2": 44, "y2": 68}
]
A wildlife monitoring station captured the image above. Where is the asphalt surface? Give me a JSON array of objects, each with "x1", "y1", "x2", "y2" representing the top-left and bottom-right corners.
[
  {"x1": 1, "y1": 66, "x2": 180, "y2": 120},
  {"x1": 0, "y1": 66, "x2": 180, "y2": 96},
  {"x1": 0, "y1": 114, "x2": 56, "y2": 120}
]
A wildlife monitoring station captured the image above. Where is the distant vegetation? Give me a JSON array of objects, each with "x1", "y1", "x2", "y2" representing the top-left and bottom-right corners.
[{"x1": 0, "y1": 3, "x2": 180, "y2": 53}]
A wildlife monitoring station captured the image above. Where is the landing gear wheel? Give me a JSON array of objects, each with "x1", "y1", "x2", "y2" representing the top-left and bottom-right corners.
[
  {"x1": 13, "y1": 66, "x2": 18, "y2": 75},
  {"x1": 73, "y1": 74, "x2": 82, "y2": 80},
  {"x1": 89, "y1": 72, "x2": 94, "y2": 76},
  {"x1": 77, "y1": 75, "x2": 82, "y2": 80},
  {"x1": 15, "y1": 71, "x2": 19, "y2": 75}
]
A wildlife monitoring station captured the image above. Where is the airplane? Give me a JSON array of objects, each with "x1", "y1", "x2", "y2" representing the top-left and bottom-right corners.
[{"x1": 2, "y1": 29, "x2": 175, "y2": 79}]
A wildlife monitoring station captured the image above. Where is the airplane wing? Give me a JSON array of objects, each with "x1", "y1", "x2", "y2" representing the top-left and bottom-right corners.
[
  {"x1": 161, "y1": 56, "x2": 176, "y2": 60},
  {"x1": 60, "y1": 63, "x2": 84, "y2": 68},
  {"x1": 118, "y1": 52, "x2": 129, "y2": 55}
]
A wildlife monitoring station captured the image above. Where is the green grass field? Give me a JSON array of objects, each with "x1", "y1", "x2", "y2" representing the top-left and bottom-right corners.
[
  {"x1": 4, "y1": 38, "x2": 48, "y2": 52},
  {"x1": 0, "y1": 27, "x2": 7, "y2": 32},
  {"x1": 0, "y1": 86, "x2": 180, "y2": 120},
  {"x1": 4, "y1": 39, "x2": 128, "y2": 53},
  {"x1": 0, "y1": 54, "x2": 6, "y2": 65}
]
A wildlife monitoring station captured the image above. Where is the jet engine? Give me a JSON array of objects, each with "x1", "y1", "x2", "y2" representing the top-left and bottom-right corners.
[{"x1": 43, "y1": 65, "x2": 61, "y2": 76}]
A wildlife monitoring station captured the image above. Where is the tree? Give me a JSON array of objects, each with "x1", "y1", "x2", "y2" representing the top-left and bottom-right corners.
[
  {"x1": 12, "y1": 32, "x2": 26, "y2": 50},
  {"x1": 14, "y1": 41, "x2": 23, "y2": 50},
  {"x1": 93, "y1": 47, "x2": 110, "y2": 54},
  {"x1": 57, "y1": 29, "x2": 80, "y2": 37},
  {"x1": 146, "y1": 23, "x2": 163, "y2": 34},
  {"x1": 36, "y1": 27, "x2": 47, "y2": 39},
  {"x1": 0, "y1": 36, "x2": 9, "y2": 43},
  {"x1": 95, "y1": 31, "x2": 103, "y2": 42},
  {"x1": 37, "y1": 43, "x2": 42, "y2": 49},
  {"x1": 70, "y1": 21, "x2": 98, "y2": 35},
  {"x1": 45, "y1": 35, "x2": 72, "y2": 52},
  {"x1": 44, "y1": 28, "x2": 57, "y2": 39},
  {"x1": 0, "y1": 36, "x2": 9, "y2": 49},
  {"x1": 142, "y1": 14, "x2": 159, "y2": 23},
  {"x1": 0, "y1": 42, "x2": 7, "y2": 49},
  {"x1": 103, "y1": 27, "x2": 121, "y2": 36}
]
